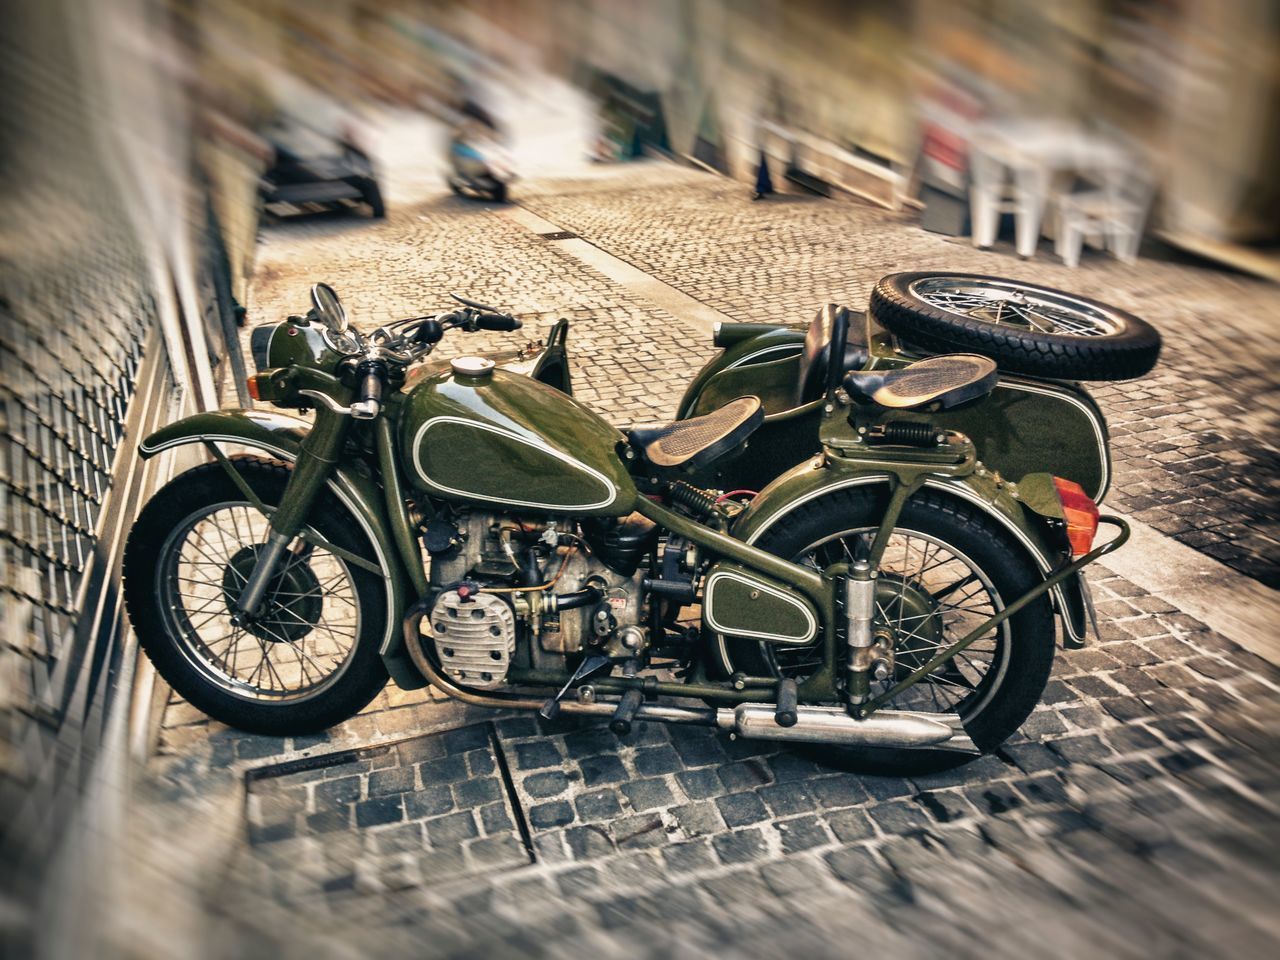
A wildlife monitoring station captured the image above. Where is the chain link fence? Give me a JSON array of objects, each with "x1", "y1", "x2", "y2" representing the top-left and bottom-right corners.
[{"x1": 0, "y1": 1, "x2": 245, "y2": 942}]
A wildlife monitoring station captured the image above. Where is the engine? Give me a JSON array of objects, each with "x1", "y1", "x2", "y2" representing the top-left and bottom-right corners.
[{"x1": 424, "y1": 510, "x2": 657, "y2": 688}]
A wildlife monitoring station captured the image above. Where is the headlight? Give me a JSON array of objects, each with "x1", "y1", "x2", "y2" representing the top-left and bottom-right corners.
[{"x1": 250, "y1": 324, "x2": 276, "y2": 372}]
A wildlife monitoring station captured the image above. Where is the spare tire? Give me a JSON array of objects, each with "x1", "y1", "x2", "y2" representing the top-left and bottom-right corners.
[{"x1": 870, "y1": 272, "x2": 1161, "y2": 380}]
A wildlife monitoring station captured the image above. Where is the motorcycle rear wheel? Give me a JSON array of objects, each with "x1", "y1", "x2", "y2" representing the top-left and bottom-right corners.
[
  {"x1": 124, "y1": 456, "x2": 388, "y2": 735},
  {"x1": 719, "y1": 487, "x2": 1056, "y2": 775}
]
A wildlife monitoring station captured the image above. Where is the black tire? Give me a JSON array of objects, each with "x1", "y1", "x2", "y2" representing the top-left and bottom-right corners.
[
  {"x1": 124, "y1": 457, "x2": 389, "y2": 735},
  {"x1": 870, "y1": 272, "x2": 1161, "y2": 380},
  {"x1": 720, "y1": 487, "x2": 1055, "y2": 775},
  {"x1": 487, "y1": 179, "x2": 508, "y2": 203},
  {"x1": 361, "y1": 178, "x2": 386, "y2": 218}
]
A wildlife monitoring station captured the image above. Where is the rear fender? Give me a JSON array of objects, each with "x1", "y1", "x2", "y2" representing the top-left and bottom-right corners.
[
  {"x1": 676, "y1": 325, "x2": 803, "y2": 419},
  {"x1": 138, "y1": 410, "x2": 426, "y2": 689},
  {"x1": 732, "y1": 456, "x2": 1089, "y2": 648}
]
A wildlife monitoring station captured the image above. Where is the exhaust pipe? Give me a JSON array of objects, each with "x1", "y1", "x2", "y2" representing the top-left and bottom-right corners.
[
  {"x1": 718, "y1": 703, "x2": 978, "y2": 753},
  {"x1": 550, "y1": 700, "x2": 977, "y2": 754}
]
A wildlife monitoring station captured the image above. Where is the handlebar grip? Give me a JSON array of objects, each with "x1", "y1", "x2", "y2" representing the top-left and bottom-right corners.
[{"x1": 475, "y1": 312, "x2": 522, "y2": 332}]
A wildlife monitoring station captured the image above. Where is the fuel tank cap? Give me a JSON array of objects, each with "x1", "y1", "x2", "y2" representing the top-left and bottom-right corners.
[{"x1": 451, "y1": 356, "x2": 495, "y2": 378}]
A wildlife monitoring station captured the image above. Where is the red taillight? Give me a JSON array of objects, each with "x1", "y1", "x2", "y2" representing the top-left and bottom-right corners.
[
  {"x1": 246, "y1": 376, "x2": 261, "y2": 401},
  {"x1": 1053, "y1": 477, "x2": 1099, "y2": 556}
]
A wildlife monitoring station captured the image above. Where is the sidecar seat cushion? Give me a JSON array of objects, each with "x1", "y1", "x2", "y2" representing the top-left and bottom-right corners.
[
  {"x1": 629, "y1": 395, "x2": 764, "y2": 472},
  {"x1": 843, "y1": 354, "x2": 998, "y2": 410},
  {"x1": 796, "y1": 303, "x2": 871, "y2": 405}
]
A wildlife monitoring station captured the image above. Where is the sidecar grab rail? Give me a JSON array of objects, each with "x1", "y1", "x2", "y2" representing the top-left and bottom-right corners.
[{"x1": 859, "y1": 515, "x2": 1130, "y2": 718}]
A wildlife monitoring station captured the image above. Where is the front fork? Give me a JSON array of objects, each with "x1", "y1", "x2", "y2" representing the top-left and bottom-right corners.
[{"x1": 232, "y1": 407, "x2": 351, "y2": 621}]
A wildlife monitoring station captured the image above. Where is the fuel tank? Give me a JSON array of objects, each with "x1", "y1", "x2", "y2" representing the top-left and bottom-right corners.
[{"x1": 398, "y1": 359, "x2": 637, "y2": 515}]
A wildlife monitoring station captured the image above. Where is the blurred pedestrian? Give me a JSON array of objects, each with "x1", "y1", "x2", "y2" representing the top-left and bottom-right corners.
[{"x1": 752, "y1": 150, "x2": 773, "y2": 200}]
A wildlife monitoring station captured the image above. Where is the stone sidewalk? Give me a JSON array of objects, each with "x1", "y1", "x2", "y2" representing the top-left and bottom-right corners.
[{"x1": 133, "y1": 146, "x2": 1280, "y2": 958}]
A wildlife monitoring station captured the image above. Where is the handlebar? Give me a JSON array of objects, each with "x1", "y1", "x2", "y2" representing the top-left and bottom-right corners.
[{"x1": 474, "y1": 311, "x2": 522, "y2": 332}]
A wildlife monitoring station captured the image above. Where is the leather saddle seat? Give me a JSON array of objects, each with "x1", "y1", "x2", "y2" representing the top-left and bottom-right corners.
[
  {"x1": 844, "y1": 354, "x2": 999, "y2": 410},
  {"x1": 628, "y1": 395, "x2": 764, "y2": 474},
  {"x1": 796, "y1": 303, "x2": 870, "y2": 405}
]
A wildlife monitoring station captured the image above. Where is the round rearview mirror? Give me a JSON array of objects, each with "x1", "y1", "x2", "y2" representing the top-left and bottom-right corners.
[{"x1": 310, "y1": 283, "x2": 348, "y2": 333}]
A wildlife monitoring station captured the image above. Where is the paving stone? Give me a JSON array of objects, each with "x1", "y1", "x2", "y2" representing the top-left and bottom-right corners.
[
  {"x1": 579, "y1": 755, "x2": 628, "y2": 787},
  {"x1": 574, "y1": 790, "x2": 624, "y2": 822},
  {"x1": 454, "y1": 777, "x2": 503, "y2": 807},
  {"x1": 826, "y1": 807, "x2": 875, "y2": 843},
  {"x1": 717, "y1": 759, "x2": 775, "y2": 792},
  {"x1": 555, "y1": 865, "x2": 600, "y2": 897},
  {"x1": 670, "y1": 802, "x2": 724, "y2": 838},
  {"x1": 355, "y1": 796, "x2": 404, "y2": 828},
  {"x1": 419, "y1": 755, "x2": 469, "y2": 786},
  {"x1": 825, "y1": 844, "x2": 882, "y2": 884},
  {"x1": 523, "y1": 771, "x2": 572, "y2": 799},
  {"x1": 613, "y1": 815, "x2": 667, "y2": 849},
  {"x1": 714, "y1": 791, "x2": 770, "y2": 828},
  {"x1": 314, "y1": 776, "x2": 363, "y2": 807},
  {"x1": 621, "y1": 778, "x2": 675, "y2": 812},
  {"x1": 661, "y1": 840, "x2": 716, "y2": 873},
  {"x1": 810, "y1": 776, "x2": 870, "y2": 809},
  {"x1": 676, "y1": 768, "x2": 725, "y2": 800},
  {"x1": 405, "y1": 784, "x2": 455, "y2": 820},
  {"x1": 514, "y1": 742, "x2": 564, "y2": 771},
  {"x1": 632, "y1": 746, "x2": 683, "y2": 776},
  {"x1": 426, "y1": 811, "x2": 480, "y2": 845},
  {"x1": 913, "y1": 791, "x2": 974, "y2": 824},
  {"x1": 712, "y1": 828, "x2": 768, "y2": 865},
  {"x1": 528, "y1": 801, "x2": 575, "y2": 830},
  {"x1": 367, "y1": 766, "x2": 415, "y2": 797},
  {"x1": 773, "y1": 815, "x2": 829, "y2": 853},
  {"x1": 758, "y1": 781, "x2": 818, "y2": 818},
  {"x1": 564, "y1": 825, "x2": 616, "y2": 860}
]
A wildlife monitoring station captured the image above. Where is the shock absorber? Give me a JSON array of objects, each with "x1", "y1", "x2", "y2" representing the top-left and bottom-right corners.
[
  {"x1": 845, "y1": 559, "x2": 877, "y2": 708},
  {"x1": 668, "y1": 481, "x2": 718, "y2": 519}
]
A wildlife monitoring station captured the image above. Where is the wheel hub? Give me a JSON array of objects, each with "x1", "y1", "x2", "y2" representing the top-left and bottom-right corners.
[
  {"x1": 222, "y1": 544, "x2": 322, "y2": 642},
  {"x1": 874, "y1": 575, "x2": 946, "y2": 679}
]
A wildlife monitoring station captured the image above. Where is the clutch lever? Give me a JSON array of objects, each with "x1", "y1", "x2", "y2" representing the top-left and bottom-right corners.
[{"x1": 450, "y1": 292, "x2": 503, "y2": 313}]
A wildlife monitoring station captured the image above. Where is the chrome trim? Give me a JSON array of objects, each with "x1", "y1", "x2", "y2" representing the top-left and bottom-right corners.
[
  {"x1": 704, "y1": 568, "x2": 817, "y2": 644},
  {"x1": 410, "y1": 416, "x2": 619, "y2": 511},
  {"x1": 726, "y1": 344, "x2": 803, "y2": 369}
]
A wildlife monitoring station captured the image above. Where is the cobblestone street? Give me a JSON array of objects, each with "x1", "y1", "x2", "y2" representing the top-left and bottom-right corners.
[{"x1": 136, "y1": 115, "x2": 1280, "y2": 958}]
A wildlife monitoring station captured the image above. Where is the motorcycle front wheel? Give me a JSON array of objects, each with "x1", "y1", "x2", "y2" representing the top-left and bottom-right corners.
[
  {"x1": 719, "y1": 486, "x2": 1056, "y2": 775},
  {"x1": 124, "y1": 456, "x2": 388, "y2": 735}
]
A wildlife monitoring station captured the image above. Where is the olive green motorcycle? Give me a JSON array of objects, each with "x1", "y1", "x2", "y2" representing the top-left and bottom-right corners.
[{"x1": 124, "y1": 278, "x2": 1141, "y2": 773}]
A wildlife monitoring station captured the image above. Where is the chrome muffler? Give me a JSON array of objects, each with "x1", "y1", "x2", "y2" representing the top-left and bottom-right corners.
[{"x1": 716, "y1": 703, "x2": 979, "y2": 754}]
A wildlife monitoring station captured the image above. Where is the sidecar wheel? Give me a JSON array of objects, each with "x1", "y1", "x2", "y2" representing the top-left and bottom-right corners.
[
  {"x1": 870, "y1": 272, "x2": 1161, "y2": 380},
  {"x1": 719, "y1": 487, "x2": 1055, "y2": 775},
  {"x1": 124, "y1": 457, "x2": 389, "y2": 736}
]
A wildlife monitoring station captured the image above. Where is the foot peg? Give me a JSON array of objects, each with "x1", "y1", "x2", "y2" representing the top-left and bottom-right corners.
[
  {"x1": 609, "y1": 689, "x2": 644, "y2": 735},
  {"x1": 775, "y1": 678, "x2": 798, "y2": 727},
  {"x1": 540, "y1": 654, "x2": 611, "y2": 720}
]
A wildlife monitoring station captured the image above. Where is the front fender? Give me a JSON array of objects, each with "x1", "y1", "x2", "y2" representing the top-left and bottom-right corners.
[
  {"x1": 732, "y1": 456, "x2": 1089, "y2": 647},
  {"x1": 138, "y1": 409, "x2": 426, "y2": 689}
]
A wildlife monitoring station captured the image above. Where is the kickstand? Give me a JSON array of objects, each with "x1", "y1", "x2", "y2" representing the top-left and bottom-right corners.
[{"x1": 540, "y1": 654, "x2": 612, "y2": 719}]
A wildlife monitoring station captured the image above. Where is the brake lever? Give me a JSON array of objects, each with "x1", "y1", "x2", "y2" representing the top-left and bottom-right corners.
[{"x1": 450, "y1": 293, "x2": 502, "y2": 313}]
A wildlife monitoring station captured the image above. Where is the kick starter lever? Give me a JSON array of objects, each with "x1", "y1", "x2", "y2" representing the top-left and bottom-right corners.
[{"x1": 539, "y1": 655, "x2": 612, "y2": 720}]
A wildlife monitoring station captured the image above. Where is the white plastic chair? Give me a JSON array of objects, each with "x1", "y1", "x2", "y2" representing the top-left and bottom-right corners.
[{"x1": 1055, "y1": 165, "x2": 1154, "y2": 267}]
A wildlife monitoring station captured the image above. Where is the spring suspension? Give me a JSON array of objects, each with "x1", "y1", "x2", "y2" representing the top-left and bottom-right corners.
[
  {"x1": 867, "y1": 421, "x2": 945, "y2": 447},
  {"x1": 669, "y1": 481, "x2": 719, "y2": 519}
]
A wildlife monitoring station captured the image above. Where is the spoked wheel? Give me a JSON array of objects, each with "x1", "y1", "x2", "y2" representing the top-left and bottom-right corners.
[
  {"x1": 720, "y1": 487, "x2": 1055, "y2": 774},
  {"x1": 124, "y1": 457, "x2": 388, "y2": 734},
  {"x1": 870, "y1": 272, "x2": 1161, "y2": 380}
]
